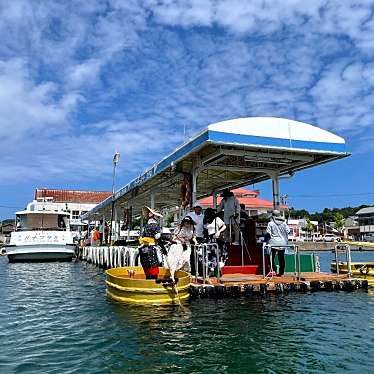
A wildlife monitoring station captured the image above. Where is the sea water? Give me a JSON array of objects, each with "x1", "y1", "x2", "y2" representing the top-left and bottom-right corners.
[{"x1": 0, "y1": 252, "x2": 373, "y2": 374}]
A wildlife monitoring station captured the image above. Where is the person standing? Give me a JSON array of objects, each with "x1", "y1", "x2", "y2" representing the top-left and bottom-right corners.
[
  {"x1": 239, "y1": 203, "x2": 249, "y2": 243},
  {"x1": 266, "y1": 210, "x2": 290, "y2": 276},
  {"x1": 90, "y1": 227, "x2": 100, "y2": 247},
  {"x1": 168, "y1": 216, "x2": 196, "y2": 274},
  {"x1": 203, "y1": 208, "x2": 227, "y2": 242},
  {"x1": 186, "y1": 205, "x2": 204, "y2": 243},
  {"x1": 138, "y1": 206, "x2": 163, "y2": 280},
  {"x1": 217, "y1": 189, "x2": 240, "y2": 245},
  {"x1": 203, "y1": 208, "x2": 227, "y2": 276}
]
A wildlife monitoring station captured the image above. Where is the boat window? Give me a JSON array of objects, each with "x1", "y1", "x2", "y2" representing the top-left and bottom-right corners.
[{"x1": 27, "y1": 214, "x2": 59, "y2": 230}]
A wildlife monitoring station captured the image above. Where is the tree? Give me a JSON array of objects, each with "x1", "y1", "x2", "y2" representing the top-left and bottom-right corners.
[
  {"x1": 305, "y1": 218, "x2": 314, "y2": 239},
  {"x1": 334, "y1": 212, "x2": 345, "y2": 233}
]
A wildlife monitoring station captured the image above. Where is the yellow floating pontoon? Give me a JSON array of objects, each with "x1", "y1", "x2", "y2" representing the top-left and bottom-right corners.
[
  {"x1": 106, "y1": 266, "x2": 191, "y2": 304},
  {"x1": 331, "y1": 261, "x2": 374, "y2": 276},
  {"x1": 331, "y1": 261, "x2": 374, "y2": 287}
]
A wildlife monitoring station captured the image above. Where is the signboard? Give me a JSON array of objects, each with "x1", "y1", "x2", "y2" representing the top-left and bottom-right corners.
[{"x1": 10, "y1": 231, "x2": 74, "y2": 245}]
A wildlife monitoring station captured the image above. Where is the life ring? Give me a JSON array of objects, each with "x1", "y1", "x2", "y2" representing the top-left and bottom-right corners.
[
  {"x1": 359, "y1": 264, "x2": 369, "y2": 275},
  {"x1": 180, "y1": 175, "x2": 191, "y2": 208},
  {"x1": 0, "y1": 248, "x2": 6, "y2": 256}
]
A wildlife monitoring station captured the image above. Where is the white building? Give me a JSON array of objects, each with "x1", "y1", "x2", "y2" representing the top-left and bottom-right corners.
[{"x1": 30, "y1": 189, "x2": 112, "y2": 232}]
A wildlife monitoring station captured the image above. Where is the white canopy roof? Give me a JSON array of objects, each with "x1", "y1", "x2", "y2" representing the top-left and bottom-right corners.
[
  {"x1": 208, "y1": 117, "x2": 344, "y2": 146},
  {"x1": 83, "y1": 117, "x2": 349, "y2": 218}
]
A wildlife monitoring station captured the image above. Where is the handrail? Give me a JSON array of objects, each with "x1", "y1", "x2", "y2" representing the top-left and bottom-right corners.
[
  {"x1": 192, "y1": 243, "x2": 221, "y2": 284},
  {"x1": 333, "y1": 243, "x2": 352, "y2": 277},
  {"x1": 262, "y1": 244, "x2": 300, "y2": 281}
]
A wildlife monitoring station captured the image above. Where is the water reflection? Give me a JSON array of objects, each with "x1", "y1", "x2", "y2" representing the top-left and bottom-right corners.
[{"x1": 0, "y1": 257, "x2": 373, "y2": 374}]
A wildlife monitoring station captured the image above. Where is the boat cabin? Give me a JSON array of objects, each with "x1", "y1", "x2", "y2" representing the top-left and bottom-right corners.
[{"x1": 16, "y1": 210, "x2": 71, "y2": 231}]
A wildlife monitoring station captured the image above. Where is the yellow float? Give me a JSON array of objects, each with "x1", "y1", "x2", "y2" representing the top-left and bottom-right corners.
[
  {"x1": 106, "y1": 266, "x2": 191, "y2": 304},
  {"x1": 331, "y1": 261, "x2": 374, "y2": 276},
  {"x1": 331, "y1": 261, "x2": 374, "y2": 287}
]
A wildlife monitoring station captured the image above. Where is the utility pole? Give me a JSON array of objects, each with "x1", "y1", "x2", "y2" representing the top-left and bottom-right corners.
[{"x1": 109, "y1": 152, "x2": 120, "y2": 245}]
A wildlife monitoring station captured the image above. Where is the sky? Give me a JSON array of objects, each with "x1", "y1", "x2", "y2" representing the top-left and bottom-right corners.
[{"x1": 0, "y1": 0, "x2": 374, "y2": 219}]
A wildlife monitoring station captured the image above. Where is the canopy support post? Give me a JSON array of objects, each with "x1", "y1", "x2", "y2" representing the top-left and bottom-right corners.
[
  {"x1": 271, "y1": 173, "x2": 280, "y2": 210},
  {"x1": 191, "y1": 159, "x2": 200, "y2": 208},
  {"x1": 150, "y1": 190, "x2": 155, "y2": 209},
  {"x1": 213, "y1": 191, "x2": 217, "y2": 209},
  {"x1": 102, "y1": 214, "x2": 106, "y2": 245}
]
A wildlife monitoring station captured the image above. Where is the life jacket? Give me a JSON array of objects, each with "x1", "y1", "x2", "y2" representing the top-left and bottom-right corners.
[{"x1": 138, "y1": 245, "x2": 160, "y2": 268}]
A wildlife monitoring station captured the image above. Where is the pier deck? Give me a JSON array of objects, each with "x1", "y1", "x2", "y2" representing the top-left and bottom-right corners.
[{"x1": 189, "y1": 272, "x2": 369, "y2": 299}]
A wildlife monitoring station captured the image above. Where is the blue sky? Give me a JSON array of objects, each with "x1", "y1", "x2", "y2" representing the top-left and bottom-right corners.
[{"x1": 0, "y1": 0, "x2": 374, "y2": 218}]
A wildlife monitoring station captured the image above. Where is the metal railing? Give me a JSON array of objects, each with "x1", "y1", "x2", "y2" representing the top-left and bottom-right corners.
[
  {"x1": 333, "y1": 243, "x2": 352, "y2": 277},
  {"x1": 262, "y1": 244, "x2": 301, "y2": 281},
  {"x1": 192, "y1": 243, "x2": 221, "y2": 284}
]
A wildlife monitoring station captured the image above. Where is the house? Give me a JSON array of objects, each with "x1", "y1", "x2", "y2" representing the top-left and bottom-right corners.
[
  {"x1": 29, "y1": 189, "x2": 112, "y2": 231},
  {"x1": 356, "y1": 206, "x2": 374, "y2": 238},
  {"x1": 198, "y1": 188, "x2": 287, "y2": 216},
  {"x1": 0, "y1": 220, "x2": 16, "y2": 243},
  {"x1": 287, "y1": 219, "x2": 319, "y2": 241}
]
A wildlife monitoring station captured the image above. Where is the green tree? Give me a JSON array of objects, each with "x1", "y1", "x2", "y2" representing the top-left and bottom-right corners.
[
  {"x1": 334, "y1": 212, "x2": 345, "y2": 233},
  {"x1": 305, "y1": 218, "x2": 314, "y2": 239}
]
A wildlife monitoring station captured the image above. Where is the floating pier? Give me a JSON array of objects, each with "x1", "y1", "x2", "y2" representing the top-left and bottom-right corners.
[
  {"x1": 76, "y1": 118, "x2": 371, "y2": 303},
  {"x1": 77, "y1": 246, "x2": 369, "y2": 301},
  {"x1": 189, "y1": 273, "x2": 369, "y2": 299}
]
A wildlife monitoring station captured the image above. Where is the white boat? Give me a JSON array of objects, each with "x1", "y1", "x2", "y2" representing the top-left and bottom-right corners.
[{"x1": 3, "y1": 208, "x2": 76, "y2": 262}]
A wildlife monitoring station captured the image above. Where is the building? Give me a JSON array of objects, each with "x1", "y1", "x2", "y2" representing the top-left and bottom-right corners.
[
  {"x1": 30, "y1": 189, "x2": 112, "y2": 231},
  {"x1": 198, "y1": 188, "x2": 287, "y2": 216},
  {"x1": 356, "y1": 207, "x2": 374, "y2": 237},
  {"x1": 0, "y1": 220, "x2": 16, "y2": 243},
  {"x1": 343, "y1": 216, "x2": 360, "y2": 240},
  {"x1": 287, "y1": 219, "x2": 319, "y2": 241}
]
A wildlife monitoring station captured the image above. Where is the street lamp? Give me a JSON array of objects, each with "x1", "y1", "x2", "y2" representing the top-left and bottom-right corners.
[{"x1": 109, "y1": 151, "x2": 120, "y2": 245}]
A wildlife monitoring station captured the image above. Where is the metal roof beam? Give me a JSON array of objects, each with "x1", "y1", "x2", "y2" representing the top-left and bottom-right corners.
[{"x1": 220, "y1": 149, "x2": 314, "y2": 162}]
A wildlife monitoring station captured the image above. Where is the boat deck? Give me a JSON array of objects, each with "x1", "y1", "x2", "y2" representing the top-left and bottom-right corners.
[{"x1": 189, "y1": 272, "x2": 369, "y2": 299}]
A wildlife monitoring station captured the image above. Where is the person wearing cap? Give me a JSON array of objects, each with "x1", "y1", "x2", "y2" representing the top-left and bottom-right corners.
[
  {"x1": 138, "y1": 206, "x2": 163, "y2": 280},
  {"x1": 266, "y1": 210, "x2": 290, "y2": 276},
  {"x1": 186, "y1": 205, "x2": 204, "y2": 244},
  {"x1": 217, "y1": 189, "x2": 240, "y2": 245}
]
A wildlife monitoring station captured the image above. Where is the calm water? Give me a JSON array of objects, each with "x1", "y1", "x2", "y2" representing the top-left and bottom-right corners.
[{"x1": 0, "y1": 253, "x2": 373, "y2": 374}]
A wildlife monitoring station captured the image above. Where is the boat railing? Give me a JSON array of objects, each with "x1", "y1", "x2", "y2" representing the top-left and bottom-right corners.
[{"x1": 262, "y1": 244, "x2": 301, "y2": 281}]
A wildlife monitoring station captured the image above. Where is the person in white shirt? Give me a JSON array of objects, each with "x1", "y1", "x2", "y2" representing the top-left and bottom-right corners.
[
  {"x1": 203, "y1": 208, "x2": 227, "y2": 277},
  {"x1": 203, "y1": 208, "x2": 226, "y2": 242},
  {"x1": 167, "y1": 216, "x2": 196, "y2": 274},
  {"x1": 186, "y1": 205, "x2": 204, "y2": 243},
  {"x1": 217, "y1": 189, "x2": 240, "y2": 245}
]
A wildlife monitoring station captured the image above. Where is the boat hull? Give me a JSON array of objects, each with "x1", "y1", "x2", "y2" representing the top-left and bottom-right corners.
[
  {"x1": 106, "y1": 266, "x2": 191, "y2": 305},
  {"x1": 5, "y1": 244, "x2": 76, "y2": 262}
]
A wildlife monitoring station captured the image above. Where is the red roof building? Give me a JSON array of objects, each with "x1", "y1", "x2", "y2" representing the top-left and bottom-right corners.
[
  {"x1": 35, "y1": 189, "x2": 112, "y2": 204},
  {"x1": 198, "y1": 188, "x2": 286, "y2": 215}
]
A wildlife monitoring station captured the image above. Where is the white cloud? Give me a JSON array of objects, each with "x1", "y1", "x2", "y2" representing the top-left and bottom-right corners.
[
  {"x1": 0, "y1": 0, "x2": 373, "y2": 196},
  {"x1": 0, "y1": 58, "x2": 81, "y2": 146}
]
